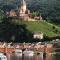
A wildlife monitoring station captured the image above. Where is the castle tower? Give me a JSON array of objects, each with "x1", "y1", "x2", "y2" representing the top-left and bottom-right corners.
[
  {"x1": 20, "y1": 0, "x2": 27, "y2": 14},
  {"x1": 18, "y1": 0, "x2": 30, "y2": 20}
]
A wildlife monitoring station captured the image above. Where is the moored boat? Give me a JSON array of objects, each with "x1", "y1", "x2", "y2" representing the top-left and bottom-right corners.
[
  {"x1": 15, "y1": 49, "x2": 22, "y2": 56},
  {"x1": 0, "y1": 53, "x2": 7, "y2": 60},
  {"x1": 40, "y1": 52, "x2": 43, "y2": 58},
  {"x1": 23, "y1": 49, "x2": 34, "y2": 56}
]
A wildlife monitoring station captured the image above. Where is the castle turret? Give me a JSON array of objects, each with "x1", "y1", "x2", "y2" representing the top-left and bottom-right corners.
[
  {"x1": 20, "y1": 0, "x2": 27, "y2": 14},
  {"x1": 18, "y1": 0, "x2": 30, "y2": 20}
]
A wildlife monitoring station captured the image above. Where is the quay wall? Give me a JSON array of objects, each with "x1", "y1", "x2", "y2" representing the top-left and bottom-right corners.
[{"x1": 0, "y1": 44, "x2": 54, "y2": 53}]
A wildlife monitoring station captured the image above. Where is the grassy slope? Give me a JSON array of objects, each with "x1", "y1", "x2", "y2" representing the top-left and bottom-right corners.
[{"x1": 12, "y1": 20, "x2": 60, "y2": 37}]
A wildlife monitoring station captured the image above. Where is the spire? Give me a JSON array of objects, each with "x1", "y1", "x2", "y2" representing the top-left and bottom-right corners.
[{"x1": 22, "y1": 0, "x2": 26, "y2": 5}]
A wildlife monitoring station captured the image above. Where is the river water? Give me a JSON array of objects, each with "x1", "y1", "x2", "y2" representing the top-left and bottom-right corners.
[{"x1": 6, "y1": 53, "x2": 60, "y2": 60}]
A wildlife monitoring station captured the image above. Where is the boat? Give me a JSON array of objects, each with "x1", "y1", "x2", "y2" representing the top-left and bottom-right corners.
[
  {"x1": 23, "y1": 49, "x2": 34, "y2": 56},
  {"x1": 15, "y1": 49, "x2": 22, "y2": 56},
  {"x1": 0, "y1": 53, "x2": 7, "y2": 60},
  {"x1": 40, "y1": 52, "x2": 43, "y2": 58}
]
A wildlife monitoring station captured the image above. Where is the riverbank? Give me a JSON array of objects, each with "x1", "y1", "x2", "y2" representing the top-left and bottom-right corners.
[{"x1": 0, "y1": 42, "x2": 54, "y2": 54}]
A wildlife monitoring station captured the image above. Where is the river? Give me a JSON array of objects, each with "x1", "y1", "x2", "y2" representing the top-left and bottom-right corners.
[{"x1": 6, "y1": 53, "x2": 60, "y2": 60}]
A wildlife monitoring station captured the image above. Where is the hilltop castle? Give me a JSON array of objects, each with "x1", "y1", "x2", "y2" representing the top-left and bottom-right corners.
[
  {"x1": 6, "y1": 0, "x2": 42, "y2": 21},
  {"x1": 6, "y1": 0, "x2": 30, "y2": 20}
]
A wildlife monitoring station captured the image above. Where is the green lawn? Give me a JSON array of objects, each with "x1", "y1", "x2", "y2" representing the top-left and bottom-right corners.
[{"x1": 12, "y1": 20, "x2": 60, "y2": 37}]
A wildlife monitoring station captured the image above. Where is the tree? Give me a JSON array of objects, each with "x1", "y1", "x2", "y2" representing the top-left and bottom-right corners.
[
  {"x1": 32, "y1": 11, "x2": 39, "y2": 18},
  {"x1": 0, "y1": 9, "x2": 5, "y2": 21}
]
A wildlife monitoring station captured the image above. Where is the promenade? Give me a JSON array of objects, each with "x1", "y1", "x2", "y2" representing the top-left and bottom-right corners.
[{"x1": 0, "y1": 42, "x2": 54, "y2": 54}]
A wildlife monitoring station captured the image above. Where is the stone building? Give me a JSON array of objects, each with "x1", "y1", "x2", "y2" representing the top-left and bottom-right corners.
[
  {"x1": 33, "y1": 32, "x2": 44, "y2": 39},
  {"x1": 6, "y1": 0, "x2": 30, "y2": 20},
  {"x1": 5, "y1": 0, "x2": 43, "y2": 21},
  {"x1": 18, "y1": 0, "x2": 30, "y2": 20},
  {"x1": 9, "y1": 10, "x2": 17, "y2": 17}
]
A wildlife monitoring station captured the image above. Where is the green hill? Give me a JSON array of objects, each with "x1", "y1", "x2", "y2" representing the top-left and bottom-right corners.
[{"x1": 12, "y1": 20, "x2": 60, "y2": 37}]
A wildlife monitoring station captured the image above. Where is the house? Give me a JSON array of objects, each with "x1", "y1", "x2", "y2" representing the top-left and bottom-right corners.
[
  {"x1": 33, "y1": 32, "x2": 44, "y2": 39},
  {"x1": 34, "y1": 15, "x2": 43, "y2": 21}
]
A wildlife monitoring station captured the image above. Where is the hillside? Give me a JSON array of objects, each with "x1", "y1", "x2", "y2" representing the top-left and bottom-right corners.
[{"x1": 12, "y1": 20, "x2": 60, "y2": 37}]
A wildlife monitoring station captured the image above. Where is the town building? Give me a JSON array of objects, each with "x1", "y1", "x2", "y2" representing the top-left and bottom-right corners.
[{"x1": 33, "y1": 32, "x2": 44, "y2": 39}]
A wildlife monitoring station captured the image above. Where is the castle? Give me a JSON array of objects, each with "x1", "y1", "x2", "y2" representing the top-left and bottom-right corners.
[
  {"x1": 6, "y1": 0, "x2": 42, "y2": 21},
  {"x1": 6, "y1": 0, "x2": 30, "y2": 20}
]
